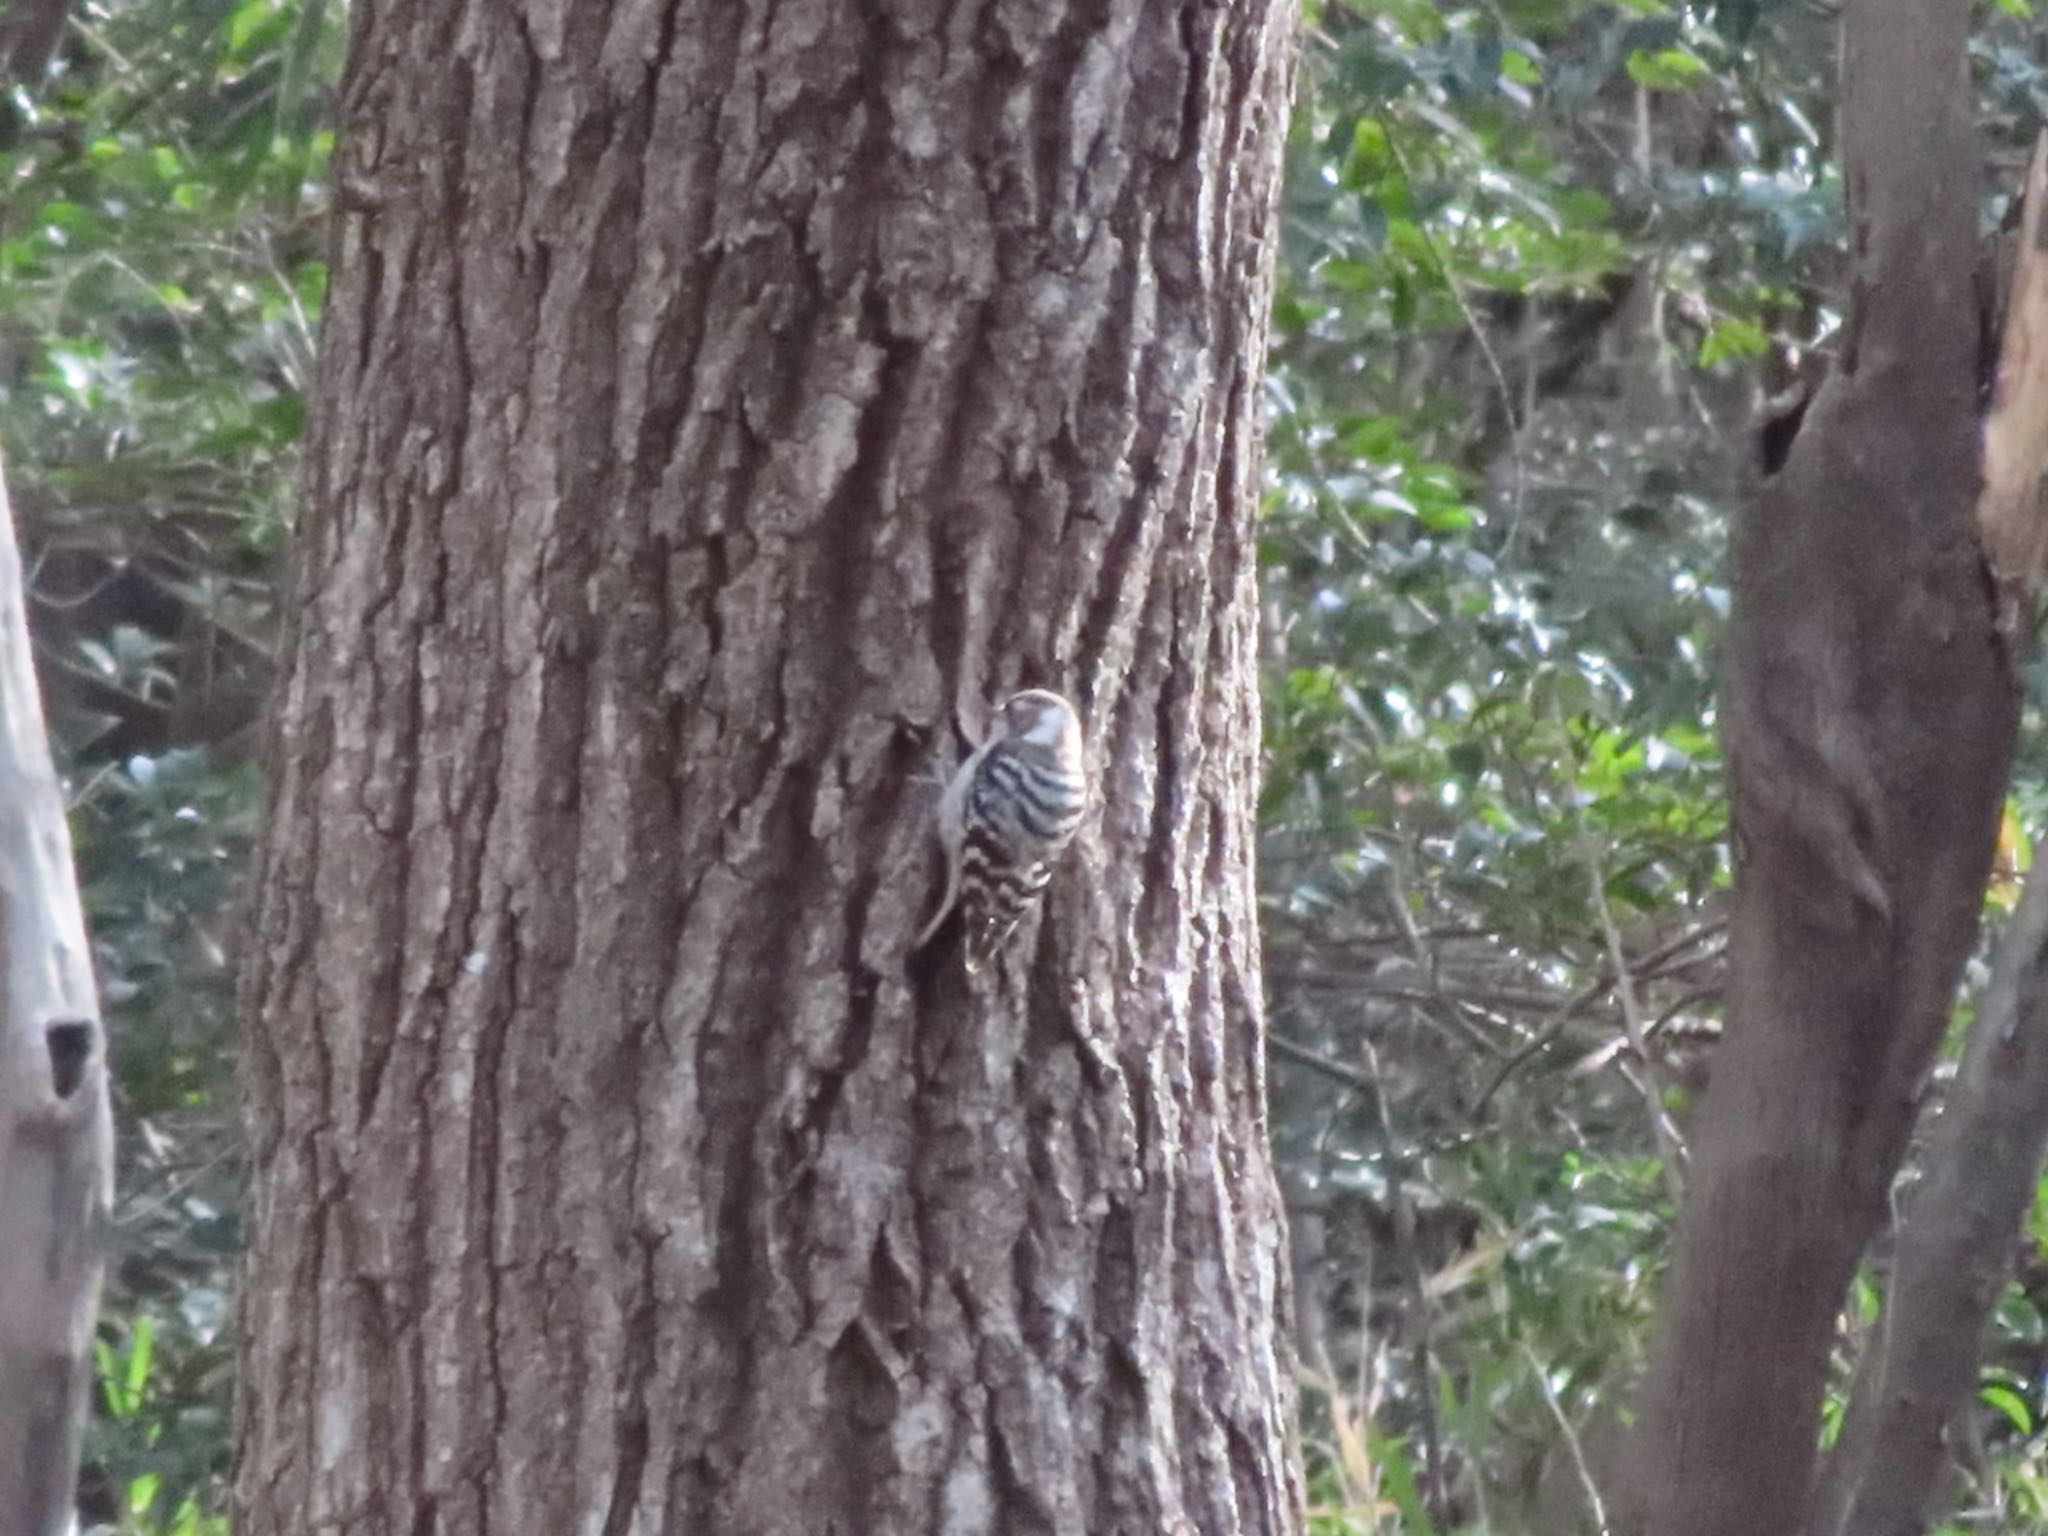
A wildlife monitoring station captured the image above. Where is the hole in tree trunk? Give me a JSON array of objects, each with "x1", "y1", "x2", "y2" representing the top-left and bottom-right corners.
[
  {"x1": 45, "y1": 1018, "x2": 95, "y2": 1099},
  {"x1": 1757, "y1": 382, "x2": 1813, "y2": 476}
]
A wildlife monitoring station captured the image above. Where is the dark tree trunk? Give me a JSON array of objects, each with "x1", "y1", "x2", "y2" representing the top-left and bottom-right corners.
[
  {"x1": 0, "y1": 460, "x2": 113, "y2": 1536},
  {"x1": 235, "y1": 5, "x2": 1303, "y2": 1535},
  {"x1": 1801, "y1": 133, "x2": 2048, "y2": 1536},
  {"x1": 1807, "y1": 867, "x2": 2048, "y2": 1536},
  {"x1": 1621, "y1": 3, "x2": 2019, "y2": 1533}
]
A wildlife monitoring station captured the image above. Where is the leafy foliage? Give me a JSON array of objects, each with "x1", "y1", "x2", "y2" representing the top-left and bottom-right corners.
[{"x1": 1266, "y1": 1, "x2": 2048, "y2": 1530}]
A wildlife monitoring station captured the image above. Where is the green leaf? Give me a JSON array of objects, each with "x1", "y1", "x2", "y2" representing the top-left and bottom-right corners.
[
  {"x1": 127, "y1": 1470, "x2": 162, "y2": 1517},
  {"x1": 1502, "y1": 47, "x2": 1542, "y2": 87},
  {"x1": 224, "y1": 0, "x2": 289, "y2": 56},
  {"x1": 126, "y1": 1313, "x2": 157, "y2": 1404},
  {"x1": 1983, "y1": 1380, "x2": 2034, "y2": 1435},
  {"x1": 1417, "y1": 500, "x2": 1475, "y2": 533},
  {"x1": 1364, "y1": 1422, "x2": 1439, "y2": 1535},
  {"x1": 1625, "y1": 47, "x2": 1711, "y2": 91},
  {"x1": 1346, "y1": 117, "x2": 1394, "y2": 184},
  {"x1": 1699, "y1": 316, "x2": 1770, "y2": 367}
]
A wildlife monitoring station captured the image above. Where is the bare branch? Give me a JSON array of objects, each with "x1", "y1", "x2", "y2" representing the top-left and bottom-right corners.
[{"x1": 1580, "y1": 815, "x2": 1687, "y2": 1194}]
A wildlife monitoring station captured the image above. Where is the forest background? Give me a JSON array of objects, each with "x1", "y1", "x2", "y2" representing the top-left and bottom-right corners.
[{"x1": 24, "y1": 0, "x2": 2048, "y2": 1531}]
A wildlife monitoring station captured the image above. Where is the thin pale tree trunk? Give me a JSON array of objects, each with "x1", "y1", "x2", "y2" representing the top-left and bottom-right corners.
[
  {"x1": 236, "y1": 5, "x2": 1303, "y2": 1534},
  {"x1": 0, "y1": 457, "x2": 114, "y2": 1536}
]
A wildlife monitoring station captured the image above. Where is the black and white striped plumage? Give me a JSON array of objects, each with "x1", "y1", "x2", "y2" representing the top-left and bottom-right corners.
[{"x1": 917, "y1": 689, "x2": 1088, "y2": 972}]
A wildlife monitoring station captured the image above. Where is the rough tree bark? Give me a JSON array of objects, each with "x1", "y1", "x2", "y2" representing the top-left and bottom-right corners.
[
  {"x1": 236, "y1": 5, "x2": 1302, "y2": 1535},
  {"x1": 1619, "y1": 2, "x2": 2019, "y2": 1533},
  {"x1": 0, "y1": 455, "x2": 113, "y2": 1536}
]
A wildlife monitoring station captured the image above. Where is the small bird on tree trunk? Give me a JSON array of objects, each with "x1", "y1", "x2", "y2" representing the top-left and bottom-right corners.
[{"x1": 916, "y1": 689, "x2": 1088, "y2": 972}]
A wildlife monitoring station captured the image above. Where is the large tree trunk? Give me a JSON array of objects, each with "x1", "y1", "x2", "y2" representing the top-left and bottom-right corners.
[
  {"x1": 1621, "y1": 2, "x2": 2018, "y2": 1533},
  {"x1": 0, "y1": 456, "x2": 113, "y2": 1536},
  {"x1": 1800, "y1": 132, "x2": 2048, "y2": 1536},
  {"x1": 235, "y1": 5, "x2": 1302, "y2": 1534}
]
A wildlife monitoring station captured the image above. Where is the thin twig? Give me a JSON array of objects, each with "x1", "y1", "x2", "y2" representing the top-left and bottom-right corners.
[
  {"x1": 1358, "y1": 1037, "x2": 1450, "y2": 1522},
  {"x1": 1576, "y1": 809, "x2": 1688, "y2": 1197},
  {"x1": 1269, "y1": 1031, "x2": 1385, "y2": 1103},
  {"x1": 1472, "y1": 918, "x2": 1726, "y2": 1113},
  {"x1": 1383, "y1": 129, "x2": 1529, "y2": 552},
  {"x1": 1522, "y1": 1341, "x2": 1612, "y2": 1536},
  {"x1": 1374, "y1": 837, "x2": 1512, "y2": 1057}
]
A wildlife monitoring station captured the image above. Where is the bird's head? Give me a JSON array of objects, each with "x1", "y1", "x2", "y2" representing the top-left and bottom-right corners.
[{"x1": 1001, "y1": 689, "x2": 1081, "y2": 748}]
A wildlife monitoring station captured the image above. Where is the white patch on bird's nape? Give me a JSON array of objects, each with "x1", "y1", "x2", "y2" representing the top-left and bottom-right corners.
[
  {"x1": 1019, "y1": 710, "x2": 1070, "y2": 746},
  {"x1": 1009, "y1": 690, "x2": 1077, "y2": 747}
]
